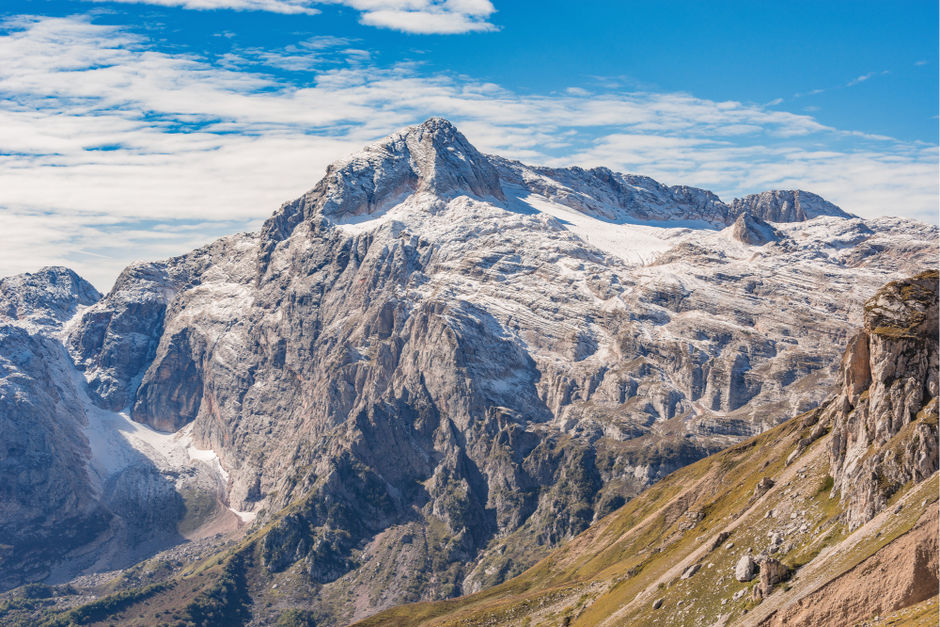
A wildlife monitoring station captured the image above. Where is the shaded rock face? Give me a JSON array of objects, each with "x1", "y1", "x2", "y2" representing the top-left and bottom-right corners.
[
  {"x1": 828, "y1": 270, "x2": 939, "y2": 529},
  {"x1": 0, "y1": 269, "x2": 109, "y2": 588},
  {"x1": 0, "y1": 265, "x2": 234, "y2": 591},
  {"x1": 67, "y1": 264, "x2": 178, "y2": 411},
  {"x1": 0, "y1": 324, "x2": 111, "y2": 589},
  {"x1": 731, "y1": 190, "x2": 852, "y2": 223},
  {"x1": 13, "y1": 120, "x2": 938, "y2": 622}
]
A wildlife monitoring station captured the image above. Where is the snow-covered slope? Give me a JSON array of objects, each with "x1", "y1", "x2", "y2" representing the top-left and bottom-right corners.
[{"x1": 2, "y1": 119, "x2": 936, "y2": 624}]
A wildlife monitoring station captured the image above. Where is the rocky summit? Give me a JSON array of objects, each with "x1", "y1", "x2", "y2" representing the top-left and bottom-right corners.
[{"x1": 0, "y1": 118, "x2": 936, "y2": 626}]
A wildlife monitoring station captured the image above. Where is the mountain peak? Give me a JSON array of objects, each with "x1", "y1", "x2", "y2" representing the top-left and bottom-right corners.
[
  {"x1": 258, "y1": 118, "x2": 503, "y2": 257},
  {"x1": 352, "y1": 116, "x2": 502, "y2": 203}
]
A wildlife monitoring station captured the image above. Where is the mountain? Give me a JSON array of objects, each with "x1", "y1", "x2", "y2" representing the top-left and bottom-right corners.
[
  {"x1": 360, "y1": 270, "x2": 939, "y2": 626},
  {"x1": 0, "y1": 118, "x2": 936, "y2": 625}
]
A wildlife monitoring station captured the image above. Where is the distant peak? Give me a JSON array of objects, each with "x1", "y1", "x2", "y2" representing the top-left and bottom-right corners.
[
  {"x1": 0, "y1": 265, "x2": 101, "y2": 326},
  {"x1": 732, "y1": 189, "x2": 853, "y2": 223}
]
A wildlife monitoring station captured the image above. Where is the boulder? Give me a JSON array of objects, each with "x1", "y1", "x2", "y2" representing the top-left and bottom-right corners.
[
  {"x1": 735, "y1": 555, "x2": 757, "y2": 582},
  {"x1": 754, "y1": 477, "x2": 775, "y2": 498}
]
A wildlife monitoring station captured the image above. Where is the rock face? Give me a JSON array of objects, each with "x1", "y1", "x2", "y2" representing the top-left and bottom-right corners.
[
  {"x1": 0, "y1": 321, "x2": 110, "y2": 589},
  {"x1": 0, "y1": 266, "x2": 241, "y2": 591},
  {"x1": 828, "y1": 270, "x2": 939, "y2": 529},
  {"x1": 731, "y1": 189, "x2": 852, "y2": 223},
  {"x1": 1, "y1": 120, "x2": 938, "y2": 624}
]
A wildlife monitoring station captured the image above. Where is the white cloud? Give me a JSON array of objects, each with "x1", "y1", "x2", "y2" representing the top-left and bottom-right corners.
[
  {"x1": 0, "y1": 15, "x2": 936, "y2": 290},
  {"x1": 89, "y1": 0, "x2": 322, "y2": 15},
  {"x1": 356, "y1": 8, "x2": 495, "y2": 33},
  {"x1": 81, "y1": 0, "x2": 498, "y2": 33}
]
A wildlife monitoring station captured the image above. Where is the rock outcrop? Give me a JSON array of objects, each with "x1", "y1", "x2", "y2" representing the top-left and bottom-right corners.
[
  {"x1": 731, "y1": 212, "x2": 780, "y2": 245},
  {"x1": 755, "y1": 557, "x2": 792, "y2": 598},
  {"x1": 828, "y1": 270, "x2": 939, "y2": 529},
  {"x1": 731, "y1": 189, "x2": 853, "y2": 223}
]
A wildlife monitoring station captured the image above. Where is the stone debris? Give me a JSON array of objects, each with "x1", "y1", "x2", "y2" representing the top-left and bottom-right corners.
[{"x1": 708, "y1": 531, "x2": 731, "y2": 552}]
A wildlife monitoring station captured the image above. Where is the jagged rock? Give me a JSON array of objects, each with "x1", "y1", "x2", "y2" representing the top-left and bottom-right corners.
[
  {"x1": 652, "y1": 598, "x2": 663, "y2": 610},
  {"x1": 829, "y1": 270, "x2": 939, "y2": 529},
  {"x1": 731, "y1": 190, "x2": 852, "y2": 222},
  {"x1": 735, "y1": 555, "x2": 758, "y2": 582},
  {"x1": 754, "y1": 477, "x2": 775, "y2": 497},
  {"x1": 757, "y1": 557, "x2": 792, "y2": 596},
  {"x1": 681, "y1": 563, "x2": 701, "y2": 579}
]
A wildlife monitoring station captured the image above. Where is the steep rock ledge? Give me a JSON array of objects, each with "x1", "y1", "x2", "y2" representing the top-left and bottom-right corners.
[{"x1": 828, "y1": 269, "x2": 939, "y2": 529}]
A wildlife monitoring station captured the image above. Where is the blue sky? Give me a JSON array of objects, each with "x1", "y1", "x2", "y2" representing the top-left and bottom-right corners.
[{"x1": 0, "y1": 0, "x2": 937, "y2": 290}]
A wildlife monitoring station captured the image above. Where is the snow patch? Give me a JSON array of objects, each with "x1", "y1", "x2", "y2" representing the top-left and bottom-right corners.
[{"x1": 516, "y1": 192, "x2": 688, "y2": 265}]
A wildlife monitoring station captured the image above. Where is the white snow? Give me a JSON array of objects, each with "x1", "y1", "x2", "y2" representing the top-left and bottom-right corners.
[{"x1": 516, "y1": 192, "x2": 689, "y2": 265}]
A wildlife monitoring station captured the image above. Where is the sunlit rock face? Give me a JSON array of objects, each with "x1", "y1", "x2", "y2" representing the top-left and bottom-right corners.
[{"x1": 828, "y1": 270, "x2": 939, "y2": 530}]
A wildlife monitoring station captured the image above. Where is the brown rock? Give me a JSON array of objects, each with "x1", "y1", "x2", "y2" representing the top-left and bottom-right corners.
[
  {"x1": 754, "y1": 477, "x2": 775, "y2": 498},
  {"x1": 758, "y1": 557, "x2": 792, "y2": 596}
]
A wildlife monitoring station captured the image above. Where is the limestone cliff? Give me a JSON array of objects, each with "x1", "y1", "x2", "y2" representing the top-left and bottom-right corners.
[{"x1": 828, "y1": 270, "x2": 938, "y2": 529}]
